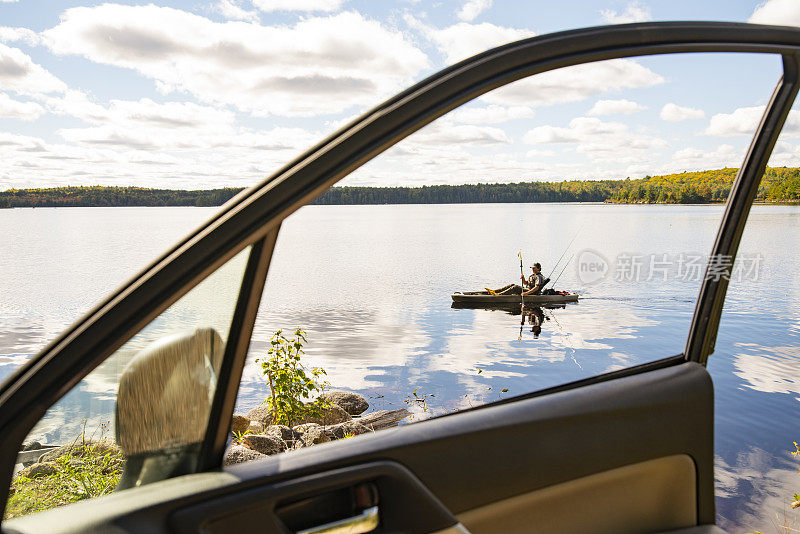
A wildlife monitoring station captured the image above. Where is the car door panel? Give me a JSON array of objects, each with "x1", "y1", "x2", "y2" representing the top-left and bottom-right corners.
[
  {"x1": 4, "y1": 360, "x2": 712, "y2": 534},
  {"x1": 458, "y1": 454, "x2": 696, "y2": 534}
]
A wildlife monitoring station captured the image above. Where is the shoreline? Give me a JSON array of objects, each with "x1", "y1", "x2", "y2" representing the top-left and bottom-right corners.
[{"x1": 2, "y1": 200, "x2": 800, "y2": 209}]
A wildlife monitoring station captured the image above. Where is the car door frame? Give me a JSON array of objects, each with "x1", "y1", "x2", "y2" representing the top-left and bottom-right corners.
[{"x1": 1, "y1": 21, "x2": 800, "y2": 517}]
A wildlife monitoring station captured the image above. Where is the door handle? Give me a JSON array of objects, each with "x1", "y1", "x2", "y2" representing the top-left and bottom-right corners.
[{"x1": 296, "y1": 505, "x2": 379, "y2": 534}]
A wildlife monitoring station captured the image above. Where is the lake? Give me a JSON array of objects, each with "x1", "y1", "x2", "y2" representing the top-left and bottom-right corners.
[{"x1": 1, "y1": 203, "x2": 799, "y2": 532}]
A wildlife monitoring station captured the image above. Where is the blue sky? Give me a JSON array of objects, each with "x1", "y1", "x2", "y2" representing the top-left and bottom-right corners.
[{"x1": 0, "y1": 0, "x2": 799, "y2": 189}]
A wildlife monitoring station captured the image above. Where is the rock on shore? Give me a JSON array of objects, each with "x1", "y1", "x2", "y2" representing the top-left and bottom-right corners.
[
  {"x1": 226, "y1": 393, "x2": 410, "y2": 466},
  {"x1": 294, "y1": 403, "x2": 350, "y2": 426},
  {"x1": 223, "y1": 445, "x2": 267, "y2": 466},
  {"x1": 241, "y1": 434, "x2": 286, "y2": 455},
  {"x1": 319, "y1": 391, "x2": 369, "y2": 416},
  {"x1": 246, "y1": 405, "x2": 273, "y2": 426},
  {"x1": 231, "y1": 414, "x2": 250, "y2": 434}
]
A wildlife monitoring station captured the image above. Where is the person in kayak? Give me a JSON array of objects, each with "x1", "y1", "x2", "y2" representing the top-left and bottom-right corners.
[{"x1": 487, "y1": 263, "x2": 546, "y2": 295}]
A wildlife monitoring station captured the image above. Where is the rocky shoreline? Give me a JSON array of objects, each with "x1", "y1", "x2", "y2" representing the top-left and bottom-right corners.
[{"x1": 224, "y1": 390, "x2": 410, "y2": 466}]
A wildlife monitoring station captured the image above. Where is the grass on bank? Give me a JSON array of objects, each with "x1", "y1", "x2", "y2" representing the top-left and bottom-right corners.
[{"x1": 4, "y1": 437, "x2": 124, "y2": 520}]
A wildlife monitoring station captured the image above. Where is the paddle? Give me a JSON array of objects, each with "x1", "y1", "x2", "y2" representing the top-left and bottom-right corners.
[{"x1": 518, "y1": 250, "x2": 525, "y2": 308}]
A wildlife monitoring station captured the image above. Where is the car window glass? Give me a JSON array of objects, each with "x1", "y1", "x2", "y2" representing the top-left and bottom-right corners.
[
  {"x1": 5, "y1": 246, "x2": 251, "y2": 520},
  {"x1": 227, "y1": 53, "x2": 783, "y2": 465},
  {"x1": 709, "y1": 101, "x2": 800, "y2": 532}
]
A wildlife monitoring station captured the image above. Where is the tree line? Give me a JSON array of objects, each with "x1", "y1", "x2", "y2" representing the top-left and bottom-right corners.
[
  {"x1": 2, "y1": 167, "x2": 799, "y2": 208},
  {"x1": 0, "y1": 186, "x2": 242, "y2": 208}
]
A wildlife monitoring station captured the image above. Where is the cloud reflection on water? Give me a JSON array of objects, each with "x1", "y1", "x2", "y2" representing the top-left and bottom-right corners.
[
  {"x1": 235, "y1": 295, "x2": 681, "y2": 422},
  {"x1": 732, "y1": 344, "x2": 800, "y2": 401},
  {"x1": 715, "y1": 448, "x2": 800, "y2": 533}
]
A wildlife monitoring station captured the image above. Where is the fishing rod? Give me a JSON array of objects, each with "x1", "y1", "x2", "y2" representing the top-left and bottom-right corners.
[
  {"x1": 546, "y1": 227, "x2": 582, "y2": 280},
  {"x1": 550, "y1": 253, "x2": 574, "y2": 289},
  {"x1": 540, "y1": 307, "x2": 582, "y2": 369}
]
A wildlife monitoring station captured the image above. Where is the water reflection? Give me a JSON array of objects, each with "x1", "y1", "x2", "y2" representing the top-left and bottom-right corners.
[
  {"x1": 732, "y1": 344, "x2": 800, "y2": 400},
  {"x1": 2, "y1": 205, "x2": 799, "y2": 533},
  {"x1": 235, "y1": 296, "x2": 678, "y2": 422},
  {"x1": 716, "y1": 447, "x2": 800, "y2": 532},
  {"x1": 451, "y1": 301, "x2": 563, "y2": 338}
]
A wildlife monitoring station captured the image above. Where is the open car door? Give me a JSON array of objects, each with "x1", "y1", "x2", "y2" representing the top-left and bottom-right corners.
[{"x1": 2, "y1": 22, "x2": 799, "y2": 534}]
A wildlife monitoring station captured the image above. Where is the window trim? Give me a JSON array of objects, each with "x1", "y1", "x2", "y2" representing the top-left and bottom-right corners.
[
  {"x1": 199, "y1": 227, "x2": 279, "y2": 471},
  {"x1": 685, "y1": 53, "x2": 800, "y2": 364}
]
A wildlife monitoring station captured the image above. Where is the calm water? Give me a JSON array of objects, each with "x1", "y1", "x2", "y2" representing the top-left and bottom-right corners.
[{"x1": 1, "y1": 204, "x2": 799, "y2": 532}]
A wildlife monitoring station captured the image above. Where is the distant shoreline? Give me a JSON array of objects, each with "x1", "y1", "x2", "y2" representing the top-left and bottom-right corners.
[
  {"x1": 1, "y1": 167, "x2": 798, "y2": 208},
  {"x1": 4, "y1": 201, "x2": 800, "y2": 209}
]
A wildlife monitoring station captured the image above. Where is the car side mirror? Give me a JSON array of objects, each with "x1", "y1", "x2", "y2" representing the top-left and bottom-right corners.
[{"x1": 115, "y1": 327, "x2": 224, "y2": 489}]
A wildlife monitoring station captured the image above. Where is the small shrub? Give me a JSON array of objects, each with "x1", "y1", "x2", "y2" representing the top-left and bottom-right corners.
[{"x1": 255, "y1": 328, "x2": 329, "y2": 428}]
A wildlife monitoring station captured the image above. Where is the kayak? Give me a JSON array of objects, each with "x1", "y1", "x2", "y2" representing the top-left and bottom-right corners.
[{"x1": 451, "y1": 291, "x2": 579, "y2": 305}]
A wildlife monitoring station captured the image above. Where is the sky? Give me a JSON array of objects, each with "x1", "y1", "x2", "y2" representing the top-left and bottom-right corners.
[{"x1": 1, "y1": 0, "x2": 800, "y2": 190}]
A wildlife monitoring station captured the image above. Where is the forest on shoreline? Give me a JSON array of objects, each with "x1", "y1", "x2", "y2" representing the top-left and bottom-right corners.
[{"x1": 2, "y1": 167, "x2": 799, "y2": 208}]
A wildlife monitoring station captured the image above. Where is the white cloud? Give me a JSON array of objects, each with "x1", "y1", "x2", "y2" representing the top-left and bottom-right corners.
[
  {"x1": 0, "y1": 132, "x2": 44, "y2": 149},
  {"x1": 600, "y1": 1, "x2": 652, "y2": 24},
  {"x1": 0, "y1": 92, "x2": 44, "y2": 120},
  {"x1": 406, "y1": 121, "x2": 510, "y2": 147},
  {"x1": 457, "y1": 0, "x2": 492, "y2": 22},
  {"x1": 0, "y1": 43, "x2": 67, "y2": 96},
  {"x1": 705, "y1": 106, "x2": 763, "y2": 136},
  {"x1": 53, "y1": 97, "x2": 321, "y2": 153},
  {"x1": 701, "y1": 106, "x2": 800, "y2": 137},
  {"x1": 252, "y1": 0, "x2": 346, "y2": 13},
  {"x1": 0, "y1": 26, "x2": 41, "y2": 46},
  {"x1": 0, "y1": 119, "x2": 324, "y2": 190},
  {"x1": 522, "y1": 116, "x2": 667, "y2": 163},
  {"x1": 0, "y1": 84, "x2": 328, "y2": 189},
  {"x1": 587, "y1": 99, "x2": 644, "y2": 116},
  {"x1": 749, "y1": 0, "x2": 800, "y2": 26},
  {"x1": 80, "y1": 98, "x2": 235, "y2": 131},
  {"x1": 408, "y1": 16, "x2": 533, "y2": 64},
  {"x1": 41, "y1": 89, "x2": 108, "y2": 121},
  {"x1": 525, "y1": 148, "x2": 556, "y2": 158},
  {"x1": 484, "y1": 59, "x2": 663, "y2": 108},
  {"x1": 56, "y1": 123, "x2": 315, "y2": 153},
  {"x1": 347, "y1": 144, "x2": 549, "y2": 186},
  {"x1": 768, "y1": 140, "x2": 800, "y2": 166},
  {"x1": 524, "y1": 117, "x2": 628, "y2": 144},
  {"x1": 663, "y1": 144, "x2": 742, "y2": 173},
  {"x1": 216, "y1": 0, "x2": 258, "y2": 22},
  {"x1": 450, "y1": 104, "x2": 533, "y2": 124},
  {"x1": 660, "y1": 103, "x2": 705, "y2": 122},
  {"x1": 41, "y1": 5, "x2": 428, "y2": 117}
]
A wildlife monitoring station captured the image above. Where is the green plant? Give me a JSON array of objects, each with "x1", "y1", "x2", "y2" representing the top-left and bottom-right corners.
[
  {"x1": 232, "y1": 428, "x2": 253, "y2": 445},
  {"x1": 404, "y1": 387, "x2": 434, "y2": 419},
  {"x1": 255, "y1": 328, "x2": 329, "y2": 428},
  {"x1": 5, "y1": 425, "x2": 125, "y2": 520}
]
